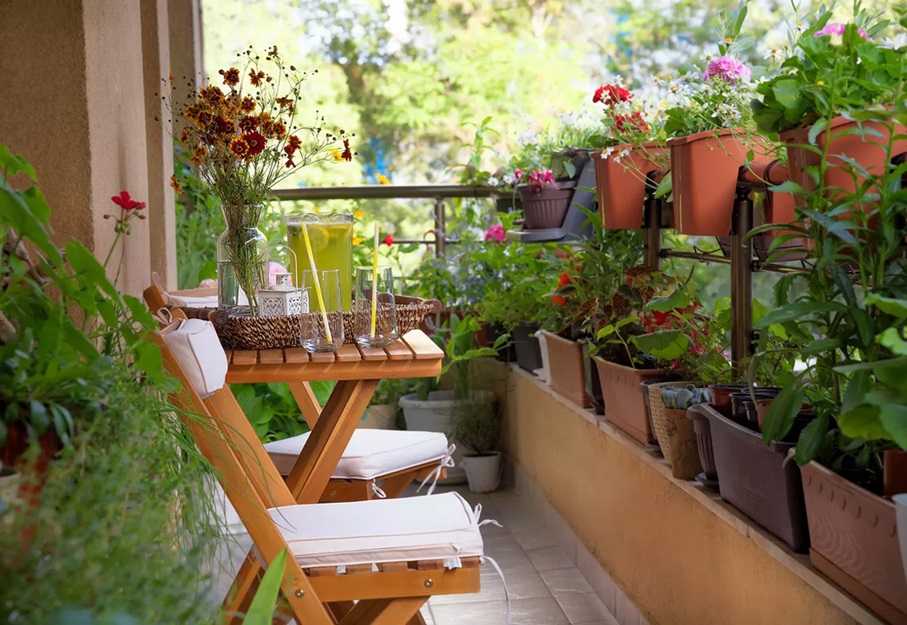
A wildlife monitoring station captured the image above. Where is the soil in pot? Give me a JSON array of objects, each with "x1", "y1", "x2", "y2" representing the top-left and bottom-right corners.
[
  {"x1": 512, "y1": 323, "x2": 543, "y2": 373},
  {"x1": 703, "y1": 403, "x2": 809, "y2": 552},
  {"x1": 593, "y1": 357, "x2": 665, "y2": 445},
  {"x1": 542, "y1": 330, "x2": 590, "y2": 408},
  {"x1": 462, "y1": 451, "x2": 502, "y2": 494},
  {"x1": 801, "y1": 461, "x2": 907, "y2": 624}
]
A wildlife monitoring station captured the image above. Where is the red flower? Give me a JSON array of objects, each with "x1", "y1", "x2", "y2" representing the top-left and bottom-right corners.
[
  {"x1": 238, "y1": 115, "x2": 259, "y2": 132},
  {"x1": 614, "y1": 112, "x2": 649, "y2": 133},
  {"x1": 593, "y1": 84, "x2": 632, "y2": 104},
  {"x1": 243, "y1": 131, "x2": 266, "y2": 156},
  {"x1": 557, "y1": 272, "x2": 571, "y2": 288},
  {"x1": 111, "y1": 191, "x2": 145, "y2": 211},
  {"x1": 214, "y1": 115, "x2": 234, "y2": 135},
  {"x1": 552, "y1": 294, "x2": 567, "y2": 307},
  {"x1": 341, "y1": 138, "x2": 353, "y2": 162},
  {"x1": 382, "y1": 234, "x2": 394, "y2": 246}
]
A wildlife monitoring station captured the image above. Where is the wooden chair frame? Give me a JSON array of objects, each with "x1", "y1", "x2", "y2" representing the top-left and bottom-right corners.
[{"x1": 155, "y1": 332, "x2": 480, "y2": 625}]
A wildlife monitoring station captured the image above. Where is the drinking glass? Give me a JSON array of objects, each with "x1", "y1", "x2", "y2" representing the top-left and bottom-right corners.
[
  {"x1": 286, "y1": 212, "x2": 353, "y2": 311},
  {"x1": 354, "y1": 266, "x2": 398, "y2": 348},
  {"x1": 299, "y1": 269, "x2": 344, "y2": 352}
]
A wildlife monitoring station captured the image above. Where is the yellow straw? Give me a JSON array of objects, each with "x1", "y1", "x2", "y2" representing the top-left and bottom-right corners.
[
  {"x1": 371, "y1": 223, "x2": 379, "y2": 337},
  {"x1": 300, "y1": 224, "x2": 332, "y2": 342}
]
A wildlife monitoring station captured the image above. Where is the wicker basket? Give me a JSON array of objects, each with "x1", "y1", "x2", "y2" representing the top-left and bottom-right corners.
[
  {"x1": 174, "y1": 295, "x2": 441, "y2": 350},
  {"x1": 648, "y1": 381, "x2": 703, "y2": 480}
]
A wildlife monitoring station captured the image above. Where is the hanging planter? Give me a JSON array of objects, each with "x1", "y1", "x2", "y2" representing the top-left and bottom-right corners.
[
  {"x1": 540, "y1": 330, "x2": 589, "y2": 409},
  {"x1": 594, "y1": 143, "x2": 668, "y2": 230},
  {"x1": 669, "y1": 129, "x2": 771, "y2": 236},
  {"x1": 781, "y1": 116, "x2": 907, "y2": 208},
  {"x1": 517, "y1": 180, "x2": 577, "y2": 230},
  {"x1": 592, "y1": 357, "x2": 666, "y2": 445},
  {"x1": 801, "y1": 461, "x2": 907, "y2": 624}
]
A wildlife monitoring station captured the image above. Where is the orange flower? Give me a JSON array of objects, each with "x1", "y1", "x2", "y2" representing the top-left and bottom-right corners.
[
  {"x1": 169, "y1": 175, "x2": 184, "y2": 195},
  {"x1": 222, "y1": 67, "x2": 240, "y2": 87},
  {"x1": 286, "y1": 135, "x2": 302, "y2": 153},
  {"x1": 240, "y1": 96, "x2": 256, "y2": 113},
  {"x1": 202, "y1": 85, "x2": 225, "y2": 104},
  {"x1": 249, "y1": 69, "x2": 265, "y2": 86},
  {"x1": 268, "y1": 120, "x2": 287, "y2": 139},
  {"x1": 276, "y1": 96, "x2": 295, "y2": 113},
  {"x1": 230, "y1": 136, "x2": 250, "y2": 158}
]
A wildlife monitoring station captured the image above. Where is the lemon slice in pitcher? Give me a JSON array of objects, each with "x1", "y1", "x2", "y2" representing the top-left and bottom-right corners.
[{"x1": 305, "y1": 224, "x2": 330, "y2": 251}]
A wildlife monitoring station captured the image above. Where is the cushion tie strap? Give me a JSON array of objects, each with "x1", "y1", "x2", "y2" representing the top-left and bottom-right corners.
[
  {"x1": 417, "y1": 444, "x2": 456, "y2": 496},
  {"x1": 371, "y1": 483, "x2": 387, "y2": 499},
  {"x1": 482, "y1": 555, "x2": 512, "y2": 625}
]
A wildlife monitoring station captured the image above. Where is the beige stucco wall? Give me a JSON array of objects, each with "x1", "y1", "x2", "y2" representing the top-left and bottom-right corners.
[
  {"x1": 0, "y1": 0, "x2": 178, "y2": 297},
  {"x1": 503, "y1": 369, "x2": 871, "y2": 625}
]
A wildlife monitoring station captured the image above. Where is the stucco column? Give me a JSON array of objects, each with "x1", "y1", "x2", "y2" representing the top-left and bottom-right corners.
[{"x1": 0, "y1": 0, "x2": 166, "y2": 298}]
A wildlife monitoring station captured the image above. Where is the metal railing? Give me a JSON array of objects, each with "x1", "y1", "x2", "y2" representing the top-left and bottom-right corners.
[{"x1": 272, "y1": 185, "x2": 499, "y2": 257}]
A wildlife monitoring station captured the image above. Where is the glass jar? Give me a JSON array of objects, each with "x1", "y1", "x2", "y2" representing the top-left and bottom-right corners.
[
  {"x1": 286, "y1": 212, "x2": 353, "y2": 311},
  {"x1": 217, "y1": 204, "x2": 269, "y2": 315}
]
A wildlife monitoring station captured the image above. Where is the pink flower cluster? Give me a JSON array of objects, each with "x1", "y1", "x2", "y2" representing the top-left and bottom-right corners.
[
  {"x1": 703, "y1": 55, "x2": 752, "y2": 85},
  {"x1": 814, "y1": 22, "x2": 870, "y2": 40},
  {"x1": 483, "y1": 224, "x2": 506, "y2": 242}
]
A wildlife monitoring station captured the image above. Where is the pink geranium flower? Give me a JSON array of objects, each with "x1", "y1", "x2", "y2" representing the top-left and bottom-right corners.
[
  {"x1": 483, "y1": 224, "x2": 506, "y2": 242},
  {"x1": 814, "y1": 22, "x2": 870, "y2": 40},
  {"x1": 703, "y1": 55, "x2": 752, "y2": 85}
]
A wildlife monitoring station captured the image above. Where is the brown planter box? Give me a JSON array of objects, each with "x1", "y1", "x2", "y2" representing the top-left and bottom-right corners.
[
  {"x1": 801, "y1": 461, "x2": 907, "y2": 624},
  {"x1": 669, "y1": 129, "x2": 771, "y2": 236},
  {"x1": 592, "y1": 356, "x2": 665, "y2": 445},
  {"x1": 593, "y1": 142, "x2": 667, "y2": 230},
  {"x1": 517, "y1": 180, "x2": 577, "y2": 230},
  {"x1": 541, "y1": 331, "x2": 589, "y2": 409}
]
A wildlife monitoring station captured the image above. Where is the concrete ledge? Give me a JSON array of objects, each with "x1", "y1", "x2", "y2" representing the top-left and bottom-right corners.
[{"x1": 501, "y1": 365, "x2": 886, "y2": 625}]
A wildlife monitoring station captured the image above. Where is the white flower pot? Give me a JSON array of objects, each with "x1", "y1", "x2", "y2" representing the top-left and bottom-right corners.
[
  {"x1": 895, "y1": 494, "x2": 907, "y2": 581},
  {"x1": 462, "y1": 451, "x2": 502, "y2": 494}
]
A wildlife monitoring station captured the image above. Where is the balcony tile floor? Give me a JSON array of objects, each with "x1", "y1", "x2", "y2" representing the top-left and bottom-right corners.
[{"x1": 421, "y1": 485, "x2": 619, "y2": 625}]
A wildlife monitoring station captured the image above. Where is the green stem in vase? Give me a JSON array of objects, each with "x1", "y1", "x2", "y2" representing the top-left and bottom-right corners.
[{"x1": 221, "y1": 204, "x2": 267, "y2": 315}]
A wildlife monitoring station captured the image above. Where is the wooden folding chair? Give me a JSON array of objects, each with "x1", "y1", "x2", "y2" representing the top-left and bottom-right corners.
[
  {"x1": 143, "y1": 277, "x2": 453, "y2": 504},
  {"x1": 154, "y1": 329, "x2": 483, "y2": 625}
]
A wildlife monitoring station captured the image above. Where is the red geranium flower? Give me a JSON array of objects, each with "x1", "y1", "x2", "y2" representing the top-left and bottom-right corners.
[
  {"x1": 111, "y1": 191, "x2": 145, "y2": 211},
  {"x1": 382, "y1": 234, "x2": 394, "y2": 246},
  {"x1": 593, "y1": 84, "x2": 632, "y2": 104},
  {"x1": 614, "y1": 112, "x2": 649, "y2": 133}
]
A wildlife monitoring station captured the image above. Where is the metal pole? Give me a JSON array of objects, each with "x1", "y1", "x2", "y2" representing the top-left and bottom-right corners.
[
  {"x1": 434, "y1": 197, "x2": 446, "y2": 258},
  {"x1": 730, "y1": 187, "x2": 754, "y2": 377},
  {"x1": 643, "y1": 196, "x2": 662, "y2": 270}
]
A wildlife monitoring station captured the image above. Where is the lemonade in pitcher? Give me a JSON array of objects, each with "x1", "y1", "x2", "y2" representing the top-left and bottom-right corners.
[{"x1": 286, "y1": 212, "x2": 353, "y2": 310}]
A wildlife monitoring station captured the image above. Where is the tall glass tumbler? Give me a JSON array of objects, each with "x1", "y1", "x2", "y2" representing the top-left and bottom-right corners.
[
  {"x1": 354, "y1": 266, "x2": 398, "y2": 348},
  {"x1": 300, "y1": 269, "x2": 344, "y2": 352}
]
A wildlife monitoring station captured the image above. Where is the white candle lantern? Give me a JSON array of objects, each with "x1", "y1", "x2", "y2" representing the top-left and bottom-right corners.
[{"x1": 258, "y1": 273, "x2": 308, "y2": 317}]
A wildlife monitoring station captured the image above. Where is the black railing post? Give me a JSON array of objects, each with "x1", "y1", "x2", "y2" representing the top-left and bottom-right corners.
[
  {"x1": 730, "y1": 185, "x2": 754, "y2": 377},
  {"x1": 644, "y1": 196, "x2": 662, "y2": 270}
]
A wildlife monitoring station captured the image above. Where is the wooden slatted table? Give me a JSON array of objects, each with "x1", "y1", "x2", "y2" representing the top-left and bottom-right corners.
[{"x1": 225, "y1": 330, "x2": 443, "y2": 505}]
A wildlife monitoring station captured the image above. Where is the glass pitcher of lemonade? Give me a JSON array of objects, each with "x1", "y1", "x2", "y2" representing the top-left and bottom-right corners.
[{"x1": 286, "y1": 212, "x2": 353, "y2": 310}]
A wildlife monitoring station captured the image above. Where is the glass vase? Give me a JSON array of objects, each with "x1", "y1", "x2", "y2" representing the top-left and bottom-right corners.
[{"x1": 217, "y1": 204, "x2": 269, "y2": 315}]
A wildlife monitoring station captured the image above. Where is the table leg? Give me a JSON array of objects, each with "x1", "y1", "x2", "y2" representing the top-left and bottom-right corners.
[
  {"x1": 285, "y1": 379, "x2": 378, "y2": 503},
  {"x1": 289, "y1": 381, "x2": 323, "y2": 428}
]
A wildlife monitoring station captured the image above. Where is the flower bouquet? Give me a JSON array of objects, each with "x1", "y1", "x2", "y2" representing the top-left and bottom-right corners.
[{"x1": 166, "y1": 45, "x2": 352, "y2": 314}]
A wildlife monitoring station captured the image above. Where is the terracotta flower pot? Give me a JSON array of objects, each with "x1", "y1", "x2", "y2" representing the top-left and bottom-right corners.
[
  {"x1": 669, "y1": 129, "x2": 772, "y2": 236},
  {"x1": 781, "y1": 116, "x2": 907, "y2": 209},
  {"x1": 703, "y1": 404, "x2": 809, "y2": 552},
  {"x1": 708, "y1": 384, "x2": 746, "y2": 418},
  {"x1": 594, "y1": 142, "x2": 668, "y2": 230},
  {"x1": 541, "y1": 330, "x2": 589, "y2": 408},
  {"x1": 592, "y1": 356, "x2": 665, "y2": 445},
  {"x1": 517, "y1": 180, "x2": 577, "y2": 230},
  {"x1": 801, "y1": 461, "x2": 907, "y2": 624}
]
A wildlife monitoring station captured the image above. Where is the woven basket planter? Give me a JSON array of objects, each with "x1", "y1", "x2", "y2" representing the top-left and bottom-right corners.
[
  {"x1": 517, "y1": 180, "x2": 577, "y2": 230},
  {"x1": 647, "y1": 382, "x2": 703, "y2": 480}
]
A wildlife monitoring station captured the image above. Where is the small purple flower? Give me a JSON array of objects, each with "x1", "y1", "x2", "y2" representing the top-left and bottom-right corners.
[
  {"x1": 703, "y1": 55, "x2": 752, "y2": 84},
  {"x1": 814, "y1": 22, "x2": 870, "y2": 40}
]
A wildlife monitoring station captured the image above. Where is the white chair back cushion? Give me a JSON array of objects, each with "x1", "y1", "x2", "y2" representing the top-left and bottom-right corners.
[
  {"x1": 161, "y1": 318, "x2": 227, "y2": 398},
  {"x1": 270, "y1": 491, "x2": 483, "y2": 567}
]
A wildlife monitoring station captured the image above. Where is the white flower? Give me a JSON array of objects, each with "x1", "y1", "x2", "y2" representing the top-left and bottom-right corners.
[
  {"x1": 613, "y1": 148, "x2": 631, "y2": 164},
  {"x1": 881, "y1": 34, "x2": 907, "y2": 50},
  {"x1": 600, "y1": 146, "x2": 615, "y2": 160},
  {"x1": 502, "y1": 174, "x2": 516, "y2": 186},
  {"x1": 763, "y1": 48, "x2": 782, "y2": 61},
  {"x1": 487, "y1": 176, "x2": 500, "y2": 187}
]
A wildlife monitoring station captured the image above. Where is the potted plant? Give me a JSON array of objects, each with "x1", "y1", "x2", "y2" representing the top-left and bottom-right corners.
[
  {"x1": 663, "y1": 4, "x2": 779, "y2": 236},
  {"x1": 655, "y1": 385, "x2": 710, "y2": 479},
  {"x1": 752, "y1": 7, "x2": 907, "y2": 206},
  {"x1": 751, "y1": 94, "x2": 907, "y2": 618},
  {"x1": 591, "y1": 81, "x2": 670, "y2": 230},
  {"x1": 516, "y1": 168, "x2": 576, "y2": 230},
  {"x1": 452, "y1": 369, "x2": 502, "y2": 494}
]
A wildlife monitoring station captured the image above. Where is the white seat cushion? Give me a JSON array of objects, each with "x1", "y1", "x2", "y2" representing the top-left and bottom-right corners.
[
  {"x1": 269, "y1": 491, "x2": 483, "y2": 568},
  {"x1": 264, "y1": 429, "x2": 449, "y2": 479}
]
